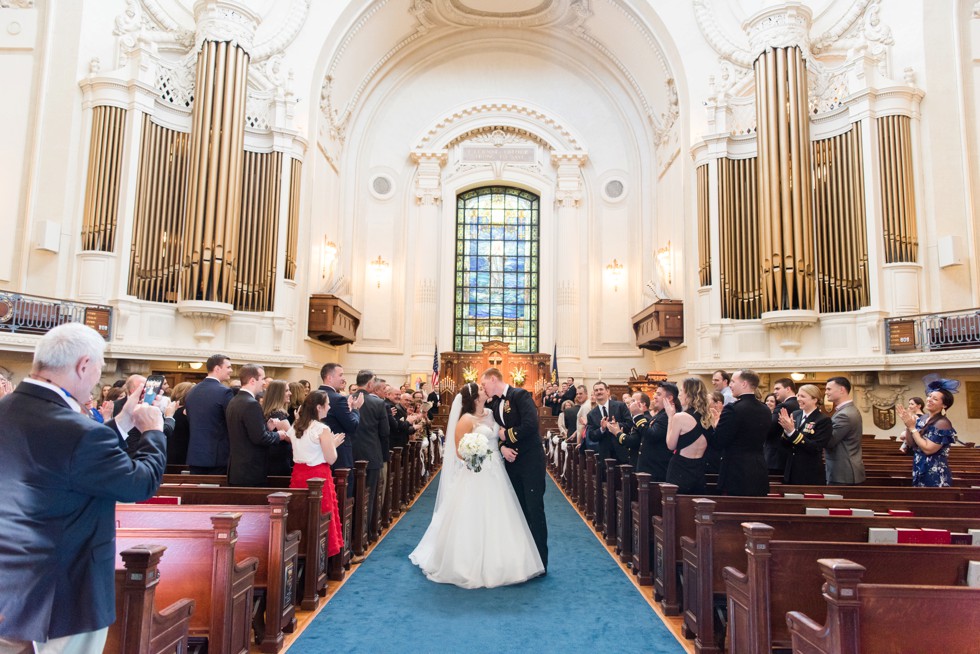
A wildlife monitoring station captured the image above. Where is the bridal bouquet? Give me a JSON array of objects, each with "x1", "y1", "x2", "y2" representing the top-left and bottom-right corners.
[{"x1": 458, "y1": 432, "x2": 494, "y2": 473}]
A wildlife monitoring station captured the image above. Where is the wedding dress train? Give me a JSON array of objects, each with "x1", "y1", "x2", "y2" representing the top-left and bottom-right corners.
[{"x1": 409, "y1": 405, "x2": 544, "y2": 589}]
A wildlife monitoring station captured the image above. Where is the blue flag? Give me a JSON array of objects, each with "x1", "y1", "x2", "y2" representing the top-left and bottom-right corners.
[{"x1": 551, "y1": 343, "x2": 558, "y2": 384}]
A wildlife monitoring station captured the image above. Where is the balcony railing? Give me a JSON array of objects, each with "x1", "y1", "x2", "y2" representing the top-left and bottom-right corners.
[
  {"x1": 0, "y1": 292, "x2": 112, "y2": 340},
  {"x1": 885, "y1": 308, "x2": 980, "y2": 354}
]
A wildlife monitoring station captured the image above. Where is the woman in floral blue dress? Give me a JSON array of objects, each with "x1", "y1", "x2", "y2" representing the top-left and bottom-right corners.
[{"x1": 897, "y1": 386, "x2": 956, "y2": 487}]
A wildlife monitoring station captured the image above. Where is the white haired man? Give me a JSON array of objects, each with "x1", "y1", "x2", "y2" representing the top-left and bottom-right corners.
[{"x1": 0, "y1": 323, "x2": 166, "y2": 653}]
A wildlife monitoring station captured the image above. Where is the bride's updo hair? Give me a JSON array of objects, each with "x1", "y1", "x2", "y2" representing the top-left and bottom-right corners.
[{"x1": 460, "y1": 382, "x2": 480, "y2": 415}]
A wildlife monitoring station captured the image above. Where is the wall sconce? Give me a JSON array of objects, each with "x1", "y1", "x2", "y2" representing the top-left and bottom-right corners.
[
  {"x1": 656, "y1": 241, "x2": 673, "y2": 284},
  {"x1": 321, "y1": 238, "x2": 338, "y2": 279},
  {"x1": 370, "y1": 255, "x2": 389, "y2": 288},
  {"x1": 790, "y1": 372, "x2": 806, "y2": 382},
  {"x1": 189, "y1": 362, "x2": 204, "y2": 370},
  {"x1": 606, "y1": 258, "x2": 624, "y2": 292}
]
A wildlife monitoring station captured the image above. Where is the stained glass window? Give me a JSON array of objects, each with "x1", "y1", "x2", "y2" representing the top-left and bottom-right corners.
[{"x1": 453, "y1": 186, "x2": 539, "y2": 353}]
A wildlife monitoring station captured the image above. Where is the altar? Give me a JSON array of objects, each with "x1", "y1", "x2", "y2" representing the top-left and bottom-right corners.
[{"x1": 437, "y1": 340, "x2": 552, "y2": 406}]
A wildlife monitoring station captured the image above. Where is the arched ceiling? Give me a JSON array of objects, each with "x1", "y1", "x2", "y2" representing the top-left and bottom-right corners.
[{"x1": 317, "y1": 0, "x2": 682, "y2": 157}]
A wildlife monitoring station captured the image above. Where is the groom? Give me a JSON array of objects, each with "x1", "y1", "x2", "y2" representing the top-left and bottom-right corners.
[{"x1": 481, "y1": 368, "x2": 548, "y2": 572}]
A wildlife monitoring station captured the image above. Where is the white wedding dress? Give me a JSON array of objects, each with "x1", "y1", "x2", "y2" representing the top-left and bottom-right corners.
[{"x1": 409, "y1": 402, "x2": 545, "y2": 588}]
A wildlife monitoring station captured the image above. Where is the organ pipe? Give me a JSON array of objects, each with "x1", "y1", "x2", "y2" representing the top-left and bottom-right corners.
[
  {"x1": 128, "y1": 117, "x2": 190, "y2": 303},
  {"x1": 234, "y1": 150, "x2": 282, "y2": 312},
  {"x1": 754, "y1": 46, "x2": 815, "y2": 312},
  {"x1": 877, "y1": 115, "x2": 918, "y2": 263},
  {"x1": 81, "y1": 106, "x2": 126, "y2": 252},
  {"x1": 285, "y1": 159, "x2": 301, "y2": 281},
  {"x1": 181, "y1": 39, "x2": 249, "y2": 304},
  {"x1": 718, "y1": 157, "x2": 762, "y2": 320},
  {"x1": 697, "y1": 164, "x2": 711, "y2": 287},
  {"x1": 811, "y1": 126, "x2": 870, "y2": 313}
]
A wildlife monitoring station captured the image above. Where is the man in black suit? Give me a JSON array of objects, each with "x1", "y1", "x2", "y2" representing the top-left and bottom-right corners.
[
  {"x1": 425, "y1": 383, "x2": 439, "y2": 421},
  {"x1": 482, "y1": 367, "x2": 548, "y2": 571},
  {"x1": 586, "y1": 381, "x2": 633, "y2": 473},
  {"x1": 319, "y1": 362, "x2": 363, "y2": 475},
  {"x1": 765, "y1": 377, "x2": 798, "y2": 474},
  {"x1": 0, "y1": 323, "x2": 166, "y2": 652},
  {"x1": 353, "y1": 370, "x2": 388, "y2": 540},
  {"x1": 184, "y1": 354, "x2": 235, "y2": 474},
  {"x1": 386, "y1": 385, "x2": 415, "y2": 451},
  {"x1": 711, "y1": 369, "x2": 771, "y2": 496},
  {"x1": 226, "y1": 364, "x2": 289, "y2": 487},
  {"x1": 560, "y1": 377, "x2": 577, "y2": 405},
  {"x1": 626, "y1": 389, "x2": 672, "y2": 480}
]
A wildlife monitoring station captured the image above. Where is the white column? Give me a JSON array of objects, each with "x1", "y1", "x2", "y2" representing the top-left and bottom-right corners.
[
  {"x1": 410, "y1": 150, "x2": 447, "y2": 362},
  {"x1": 551, "y1": 152, "x2": 588, "y2": 368}
]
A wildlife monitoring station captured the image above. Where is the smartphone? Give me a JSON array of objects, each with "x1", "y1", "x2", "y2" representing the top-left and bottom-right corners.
[{"x1": 141, "y1": 375, "x2": 165, "y2": 405}]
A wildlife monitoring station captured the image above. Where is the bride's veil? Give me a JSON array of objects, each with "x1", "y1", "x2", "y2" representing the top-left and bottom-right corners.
[{"x1": 432, "y1": 391, "x2": 462, "y2": 514}]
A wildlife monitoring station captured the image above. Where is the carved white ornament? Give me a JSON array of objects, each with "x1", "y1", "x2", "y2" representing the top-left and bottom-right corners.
[
  {"x1": 193, "y1": 0, "x2": 260, "y2": 55},
  {"x1": 742, "y1": 3, "x2": 813, "y2": 58},
  {"x1": 0, "y1": 0, "x2": 35, "y2": 8}
]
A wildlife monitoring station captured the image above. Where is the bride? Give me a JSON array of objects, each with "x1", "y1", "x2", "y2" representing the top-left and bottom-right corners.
[{"x1": 409, "y1": 381, "x2": 545, "y2": 588}]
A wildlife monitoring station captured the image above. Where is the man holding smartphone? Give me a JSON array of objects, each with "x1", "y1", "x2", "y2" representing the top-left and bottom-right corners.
[{"x1": 0, "y1": 323, "x2": 166, "y2": 653}]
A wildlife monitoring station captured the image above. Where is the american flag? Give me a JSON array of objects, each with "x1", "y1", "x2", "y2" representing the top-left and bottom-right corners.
[{"x1": 431, "y1": 343, "x2": 440, "y2": 389}]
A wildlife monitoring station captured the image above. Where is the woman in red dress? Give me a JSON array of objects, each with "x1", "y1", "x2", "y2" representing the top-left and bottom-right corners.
[{"x1": 286, "y1": 390, "x2": 346, "y2": 557}]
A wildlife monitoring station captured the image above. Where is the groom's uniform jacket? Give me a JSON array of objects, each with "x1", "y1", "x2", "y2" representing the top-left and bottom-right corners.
[
  {"x1": 486, "y1": 383, "x2": 548, "y2": 569},
  {"x1": 488, "y1": 386, "x2": 544, "y2": 469}
]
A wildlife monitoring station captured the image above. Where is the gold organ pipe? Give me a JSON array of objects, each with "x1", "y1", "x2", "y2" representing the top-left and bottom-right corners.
[
  {"x1": 82, "y1": 106, "x2": 126, "y2": 251},
  {"x1": 755, "y1": 46, "x2": 814, "y2": 313},
  {"x1": 876, "y1": 114, "x2": 920, "y2": 264},
  {"x1": 285, "y1": 159, "x2": 301, "y2": 281}
]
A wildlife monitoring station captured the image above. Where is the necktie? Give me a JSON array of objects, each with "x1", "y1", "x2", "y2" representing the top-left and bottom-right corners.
[{"x1": 601, "y1": 405, "x2": 608, "y2": 419}]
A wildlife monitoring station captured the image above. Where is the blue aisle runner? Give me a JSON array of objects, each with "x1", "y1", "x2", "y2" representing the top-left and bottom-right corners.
[{"x1": 291, "y1": 474, "x2": 684, "y2": 653}]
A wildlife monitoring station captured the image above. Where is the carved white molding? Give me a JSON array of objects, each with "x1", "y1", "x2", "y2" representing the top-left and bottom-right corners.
[
  {"x1": 414, "y1": 278, "x2": 437, "y2": 352},
  {"x1": 193, "y1": 0, "x2": 260, "y2": 55},
  {"x1": 410, "y1": 150, "x2": 448, "y2": 205},
  {"x1": 761, "y1": 310, "x2": 820, "y2": 354},
  {"x1": 0, "y1": 0, "x2": 34, "y2": 7},
  {"x1": 552, "y1": 152, "x2": 587, "y2": 208},
  {"x1": 177, "y1": 300, "x2": 234, "y2": 346},
  {"x1": 415, "y1": 101, "x2": 586, "y2": 152},
  {"x1": 742, "y1": 3, "x2": 814, "y2": 58},
  {"x1": 427, "y1": 0, "x2": 586, "y2": 29}
]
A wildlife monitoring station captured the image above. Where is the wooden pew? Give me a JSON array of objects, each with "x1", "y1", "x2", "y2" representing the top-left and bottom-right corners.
[
  {"x1": 115, "y1": 513, "x2": 257, "y2": 654},
  {"x1": 616, "y1": 464, "x2": 634, "y2": 563},
  {"x1": 106, "y1": 545, "x2": 195, "y2": 654},
  {"x1": 328, "y1": 468, "x2": 352, "y2": 583},
  {"x1": 117, "y1": 494, "x2": 299, "y2": 653},
  {"x1": 653, "y1": 484, "x2": 980, "y2": 617},
  {"x1": 603, "y1": 458, "x2": 618, "y2": 545},
  {"x1": 683, "y1": 499, "x2": 980, "y2": 653},
  {"x1": 351, "y1": 461, "x2": 369, "y2": 556},
  {"x1": 724, "y1": 523, "x2": 980, "y2": 653},
  {"x1": 390, "y1": 447, "x2": 404, "y2": 517},
  {"x1": 152, "y1": 478, "x2": 329, "y2": 611},
  {"x1": 786, "y1": 559, "x2": 980, "y2": 654}
]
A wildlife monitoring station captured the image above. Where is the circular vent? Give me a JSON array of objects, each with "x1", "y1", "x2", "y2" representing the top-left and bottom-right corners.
[
  {"x1": 372, "y1": 176, "x2": 392, "y2": 195},
  {"x1": 604, "y1": 179, "x2": 624, "y2": 199}
]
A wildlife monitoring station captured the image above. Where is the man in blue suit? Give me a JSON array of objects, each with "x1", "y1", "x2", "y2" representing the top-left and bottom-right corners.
[
  {"x1": 184, "y1": 353, "x2": 234, "y2": 474},
  {"x1": 0, "y1": 323, "x2": 166, "y2": 652},
  {"x1": 319, "y1": 363, "x2": 362, "y2": 476}
]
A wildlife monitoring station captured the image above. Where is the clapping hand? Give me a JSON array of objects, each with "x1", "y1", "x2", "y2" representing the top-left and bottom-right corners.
[
  {"x1": 896, "y1": 404, "x2": 917, "y2": 430},
  {"x1": 0, "y1": 376, "x2": 12, "y2": 399},
  {"x1": 777, "y1": 407, "x2": 794, "y2": 433},
  {"x1": 348, "y1": 393, "x2": 364, "y2": 411},
  {"x1": 709, "y1": 405, "x2": 721, "y2": 427},
  {"x1": 99, "y1": 400, "x2": 114, "y2": 422},
  {"x1": 607, "y1": 416, "x2": 621, "y2": 435},
  {"x1": 332, "y1": 431, "x2": 346, "y2": 447},
  {"x1": 600, "y1": 416, "x2": 609, "y2": 432},
  {"x1": 663, "y1": 400, "x2": 676, "y2": 418}
]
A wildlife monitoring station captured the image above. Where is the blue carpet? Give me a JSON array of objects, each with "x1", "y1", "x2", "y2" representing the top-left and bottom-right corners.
[{"x1": 290, "y1": 474, "x2": 684, "y2": 653}]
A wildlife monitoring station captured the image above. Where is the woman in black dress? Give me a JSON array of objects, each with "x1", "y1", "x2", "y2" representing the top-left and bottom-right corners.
[{"x1": 664, "y1": 377, "x2": 711, "y2": 495}]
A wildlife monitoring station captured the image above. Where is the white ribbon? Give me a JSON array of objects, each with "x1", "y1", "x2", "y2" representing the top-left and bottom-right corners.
[{"x1": 428, "y1": 433, "x2": 438, "y2": 464}]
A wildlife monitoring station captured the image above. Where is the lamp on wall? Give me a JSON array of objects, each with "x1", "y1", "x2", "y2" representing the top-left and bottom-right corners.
[
  {"x1": 189, "y1": 362, "x2": 204, "y2": 370},
  {"x1": 656, "y1": 241, "x2": 673, "y2": 284},
  {"x1": 790, "y1": 372, "x2": 806, "y2": 382},
  {"x1": 321, "y1": 238, "x2": 338, "y2": 279},
  {"x1": 606, "y1": 258, "x2": 624, "y2": 292},
  {"x1": 370, "y1": 255, "x2": 389, "y2": 288}
]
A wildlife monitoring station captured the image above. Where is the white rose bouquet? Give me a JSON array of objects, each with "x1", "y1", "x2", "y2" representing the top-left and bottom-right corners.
[{"x1": 457, "y1": 432, "x2": 494, "y2": 473}]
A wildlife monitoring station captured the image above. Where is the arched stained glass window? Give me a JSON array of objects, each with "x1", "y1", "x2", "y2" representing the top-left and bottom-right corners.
[{"x1": 454, "y1": 186, "x2": 539, "y2": 353}]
